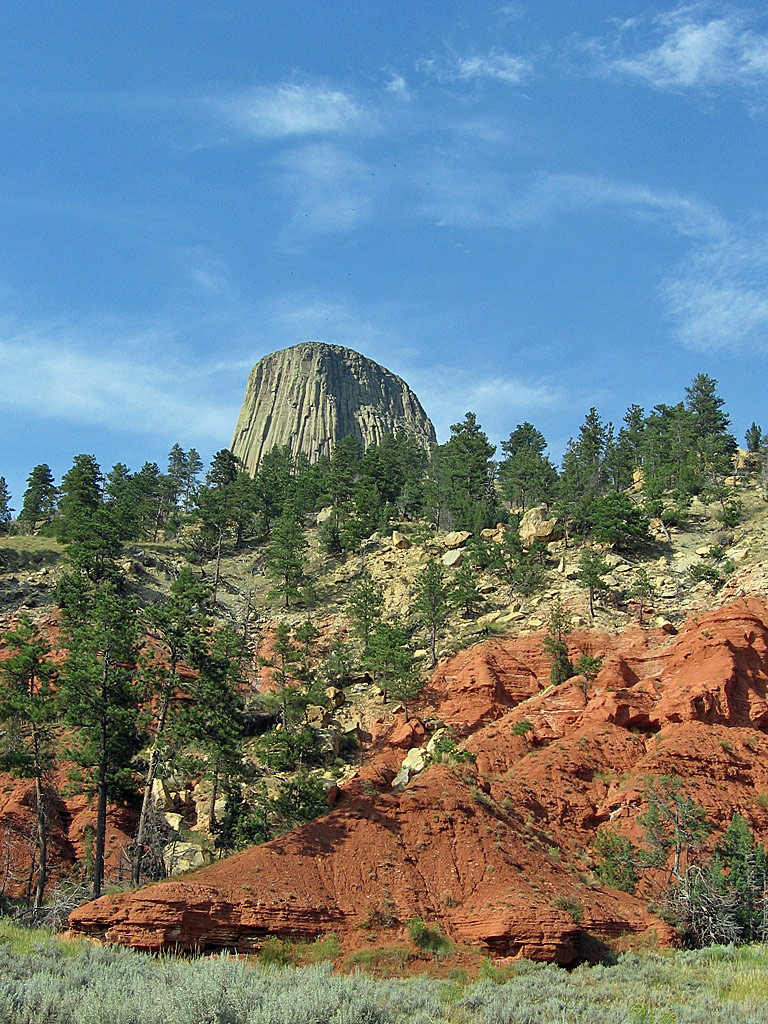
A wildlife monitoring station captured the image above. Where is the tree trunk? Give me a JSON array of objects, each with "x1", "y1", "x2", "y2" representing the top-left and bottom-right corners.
[
  {"x1": 208, "y1": 761, "x2": 220, "y2": 830},
  {"x1": 132, "y1": 692, "x2": 171, "y2": 885},
  {"x1": 212, "y1": 526, "x2": 223, "y2": 605},
  {"x1": 92, "y1": 660, "x2": 110, "y2": 900},
  {"x1": 32, "y1": 737, "x2": 47, "y2": 913}
]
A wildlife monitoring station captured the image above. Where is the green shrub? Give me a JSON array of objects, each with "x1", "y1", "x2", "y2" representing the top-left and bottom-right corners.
[{"x1": 406, "y1": 916, "x2": 453, "y2": 956}]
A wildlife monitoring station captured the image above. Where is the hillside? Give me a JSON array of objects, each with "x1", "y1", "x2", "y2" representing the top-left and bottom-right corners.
[{"x1": 2, "y1": 451, "x2": 768, "y2": 962}]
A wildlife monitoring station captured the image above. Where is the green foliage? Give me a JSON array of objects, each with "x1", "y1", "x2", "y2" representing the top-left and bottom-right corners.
[
  {"x1": 594, "y1": 826, "x2": 640, "y2": 893},
  {"x1": 583, "y1": 492, "x2": 651, "y2": 550},
  {"x1": 451, "y1": 561, "x2": 484, "y2": 616},
  {"x1": 57, "y1": 578, "x2": 143, "y2": 898},
  {"x1": 498, "y1": 421, "x2": 557, "y2": 511},
  {"x1": 264, "y1": 504, "x2": 309, "y2": 607},
  {"x1": 553, "y1": 894, "x2": 584, "y2": 923},
  {"x1": 511, "y1": 719, "x2": 534, "y2": 751},
  {"x1": 573, "y1": 547, "x2": 611, "y2": 617},
  {"x1": 18, "y1": 464, "x2": 57, "y2": 532},
  {"x1": 411, "y1": 558, "x2": 450, "y2": 667},
  {"x1": 630, "y1": 567, "x2": 656, "y2": 622},
  {"x1": 542, "y1": 596, "x2": 574, "y2": 685},
  {"x1": 440, "y1": 412, "x2": 500, "y2": 532},
  {"x1": 745, "y1": 422, "x2": 763, "y2": 453},
  {"x1": 638, "y1": 774, "x2": 710, "y2": 882},
  {"x1": 575, "y1": 653, "x2": 603, "y2": 682},
  {"x1": 347, "y1": 572, "x2": 384, "y2": 651},
  {"x1": 406, "y1": 916, "x2": 453, "y2": 955}
]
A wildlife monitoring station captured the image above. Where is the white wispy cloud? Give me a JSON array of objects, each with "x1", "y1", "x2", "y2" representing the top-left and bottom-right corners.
[
  {"x1": 215, "y1": 83, "x2": 367, "y2": 139},
  {"x1": 585, "y1": 5, "x2": 768, "y2": 91},
  {"x1": 664, "y1": 230, "x2": 768, "y2": 352},
  {"x1": 420, "y1": 49, "x2": 533, "y2": 86},
  {"x1": 420, "y1": 167, "x2": 726, "y2": 240},
  {"x1": 273, "y1": 142, "x2": 382, "y2": 243},
  {"x1": 0, "y1": 320, "x2": 239, "y2": 441}
]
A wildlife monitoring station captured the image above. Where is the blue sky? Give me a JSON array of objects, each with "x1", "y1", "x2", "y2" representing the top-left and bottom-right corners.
[{"x1": 2, "y1": 1, "x2": 768, "y2": 506}]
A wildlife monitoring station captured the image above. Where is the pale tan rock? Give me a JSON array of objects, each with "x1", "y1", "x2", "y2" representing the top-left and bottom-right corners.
[
  {"x1": 316, "y1": 506, "x2": 334, "y2": 525},
  {"x1": 519, "y1": 506, "x2": 561, "y2": 547},
  {"x1": 391, "y1": 530, "x2": 410, "y2": 550},
  {"x1": 442, "y1": 548, "x2": 464, "y2": 568},
  {"x1": 654, "y1": 617, "x2": 678, "y2": 635},
  {"x1": 163, "y1": 841, "x2": 207, "y2": 876},
  {"x1": 401, "y1": 747, "x2": 427, "y2": 772},
  {"x1": 324, "y1": 686, "x2": 345, "y2": 708},
  {"x1": 231, "y1": 342, "x2": 436, "y2": 472},
  {"x1": 443, "y1": 530, "x2": 472, "y2": 549}
]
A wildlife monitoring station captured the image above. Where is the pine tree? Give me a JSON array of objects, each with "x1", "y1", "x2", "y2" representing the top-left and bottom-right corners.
[
  {"x1": 0, "y1": 477, "x2": 12, "y2": 534},
  {"x1": 131, "y1": 568, "x2": 211, "y2": 884},
  {"x1": 18, "y1": 464, "x2": 57, "y2": 532},
  {"x1": 442, "y1": 412, "x2": 499, "y2": 532},
  {"x1": 574, "y1": 548, "x2": 611, "y2": 618},
  {"x1": 543, "y1": 595, "x2": 574, "y2": 685},
  {"x1": 264, "y1": 504, "x2": 309, "y2": 607},
  {"x1": 347, "y1": 572, "x2": 384, "y2": 653},
  {"x1": 0, "y1": 616, "x2": 57, "y2": 913},
  {"x1": 58, "y1": 580, "x2": 142, "y2": 898},
  {"x1": 412, "y1": 559, "x2": 450, "y2": 668},
  {"x1": 498, "y1": 422, "x2": 557, "y2": 512},
  {"x1": 451, "y1": 562, "x2": 484, "y2": 616}
]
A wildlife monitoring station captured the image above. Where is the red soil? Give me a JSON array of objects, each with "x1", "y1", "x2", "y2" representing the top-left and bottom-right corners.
[{"x1": 67, "y1": 597, "x2": 768, "y2": 962}]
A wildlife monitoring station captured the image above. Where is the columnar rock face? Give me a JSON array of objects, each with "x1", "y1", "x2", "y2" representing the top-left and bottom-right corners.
[{"x1": 231, "y1": 342, "x2": 436, "y2": 473}]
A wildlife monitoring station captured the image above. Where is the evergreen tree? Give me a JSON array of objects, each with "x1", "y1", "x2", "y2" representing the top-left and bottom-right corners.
[
  {"x1": 347, "y1": 572, "x2": 384, "y2": 653},
  {"x1": 451, "y1": 561, "x2": 484, "y2": 616},
  {"x1": 745, "y1": 423, "x2": 764, "y2": 453},
  {"x1": 498, "y1": 422, "x2": 557, "y2": 511},
  {"x1": 182, "y1": 448, "x2": 203, "y2": 513},
  {"x1": 0, "y1": 616, "x2": 57, "y2": 913},
  {"x1": 412, "y1": 559, "x2": 450, "y2": 668},
  {"x1": 18, "y1": 464, "x2": 57, "y2": 532},
  {"x1": 0, "y1": 477, "x2": 12, "y2": 534},
  {"x1": 183, "y1": 626, "x2": 245, "y2": 830},
  {"x1": 57, "y1": 454, "x2": 102, "y2": 540},
  {"x1": 364, "y1": 617, "x2": 413, "y2": 704},
  {"x1": 583, "y1": 492, "x2": 651, "y2": 550},
  {"x1": 442, "y1": 412, "x2": 499, "y2": 532},
  {"x1": 574, "y1": 548, "x2": 611, "y2": 618},
  {"x1": 630, "y1": 567, "x2": 656, "y2": 624},
  {"x1": 638, "y1": 774, "x2": 709, "y2": 883},
  {"x1": 264, "y1": 504, "x2": 309, "y2": 607},
  {"x1": 57, "y1": 580, "x2": 142, "y2": 898},
  {"x1": 543, "y1": 595, "x2": 574, "y2": 685},
  {"x1": 712, "y1": 813, "x2": 768, "y2": 943},
  {"x1": 131, "y1": 568, "x2": 211, "y2": 884}
]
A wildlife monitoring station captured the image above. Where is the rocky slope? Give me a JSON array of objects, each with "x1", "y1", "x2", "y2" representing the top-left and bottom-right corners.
[
  {"x1": 69, "y1": 597, "x2": 768, "y2": 963},
  {"x1": 231, "y1": 342, "x2": 436, "y2": 472}
]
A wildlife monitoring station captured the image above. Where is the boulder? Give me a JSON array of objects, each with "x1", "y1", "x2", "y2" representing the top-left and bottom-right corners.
[
  {"x1": 316, "y1": 506, "x2": 334, "y2": 525},
  {"x1": 443, "y1": 531, "x2": 472, "y2": 550},
  {"x1": 518, "y1": 506, "x2": 561, "y2": 547},
  {"x1": 391, "y1": 530, "x2": 410, "y2": 550},
  {"x1": 163, "y1": 841, "x2": 207, "y2": 876},
  {"x1": 442, "y1": 549, "x2": 464, "y2": 568},
  {"x1": 401, "y1": 747, "x2": 427, "y2": 773}
]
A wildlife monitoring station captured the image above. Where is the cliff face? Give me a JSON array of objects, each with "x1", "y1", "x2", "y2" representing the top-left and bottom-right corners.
[
  {"x1": 230, "y1": 343, "x2": 436, "y2": 473},
  {"x1": 68, "y1": 598, "x2": 768, "y2": 963}
]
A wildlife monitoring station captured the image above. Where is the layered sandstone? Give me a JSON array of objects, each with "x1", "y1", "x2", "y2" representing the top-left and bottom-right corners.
[
  {"x1": 68, "y1": 598, "x2": 768, "y2": 963},
  {"x1": 231, "y1": 342, "x2": 436, "y2": 473}
]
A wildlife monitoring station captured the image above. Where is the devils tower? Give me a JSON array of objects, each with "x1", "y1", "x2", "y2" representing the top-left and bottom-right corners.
[{"x1": 231, "y1": 342, "x2": 436, "y2": 473}]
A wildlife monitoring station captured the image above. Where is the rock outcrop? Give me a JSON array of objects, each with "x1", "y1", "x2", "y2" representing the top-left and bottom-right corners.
[
  {"x1": 69, "y1": 598, "x2": 768, "y2": 963},
  {"x1": 231, "y1": 342, "x2": 436, "y2": 472}
]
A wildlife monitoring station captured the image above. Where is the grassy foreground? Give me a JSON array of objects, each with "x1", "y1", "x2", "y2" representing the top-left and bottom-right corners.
[{"x1": 1, "y1": 922, "x2": 768, "y2": 1024}]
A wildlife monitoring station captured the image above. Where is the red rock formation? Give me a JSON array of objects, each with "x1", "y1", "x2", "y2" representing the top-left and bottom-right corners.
[{"x1": 68, "y1": 598, "x2": 768, "y2": 962}]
